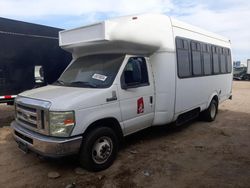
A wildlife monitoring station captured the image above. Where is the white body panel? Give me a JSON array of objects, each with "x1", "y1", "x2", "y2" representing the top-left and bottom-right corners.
[
  {"x1": 17, "y1": 13, "x2": 232, "y2": 138},
  {"x1": 172, "y1": 19, "x2": 232, "y2": 117},
  {"x1": 59, "y1": 14, "x2": 174, "y2": 57},
  {"x1": 150, "y1": 52, "x2": 176, "y2": 125}
]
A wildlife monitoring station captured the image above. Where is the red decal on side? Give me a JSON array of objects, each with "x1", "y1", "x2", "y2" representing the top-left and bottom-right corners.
[
  {"x1": 4, "y1": 95, "x2": 12, "y2": 99},
  {"x1": 137, "y1": 97, "x2": 144, "y2": 114}
]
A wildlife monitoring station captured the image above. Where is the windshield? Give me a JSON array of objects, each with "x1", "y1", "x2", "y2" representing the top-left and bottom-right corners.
[{"x1": 54, "y1": 54, "x2": 125, "y2": 88}]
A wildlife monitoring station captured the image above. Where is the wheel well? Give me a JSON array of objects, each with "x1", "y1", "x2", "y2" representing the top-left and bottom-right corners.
[
  {"x1": 211, "y1": 95, "x2": 219, "y2": 104},
  {"x1": 83, "y1": 118, "x2": 123, "y2": 144}
]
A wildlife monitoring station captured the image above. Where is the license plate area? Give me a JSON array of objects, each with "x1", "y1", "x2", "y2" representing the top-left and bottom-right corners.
[
  {"x1": 14, "y1": 131, "x2": 33, "y2": 144},
  {"x1": 18, "y1": 141, "x2": 29, "y2": 153}
]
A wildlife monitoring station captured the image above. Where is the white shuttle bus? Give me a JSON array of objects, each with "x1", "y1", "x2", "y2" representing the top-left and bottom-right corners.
[{"x1": 11, "y1": 14, "x2": 233, "y2": 171}]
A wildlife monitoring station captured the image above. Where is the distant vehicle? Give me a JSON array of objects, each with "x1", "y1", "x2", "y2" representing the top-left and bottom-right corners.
[
  {"x1": 0, "y1": 17, "x2": 72, "y2": 104},
  {"x1": 233, "y1": 67, "x2": 247, "y2": 80},
  {"x1": 233, "y1": 60, "x2": 250, "y2": 80},
  {"x1": 247, "y1": 59, "x2": 250, "y2": 77},
  {"x1": 12, "y1": 14, "x2": 233, "y2": 171}
]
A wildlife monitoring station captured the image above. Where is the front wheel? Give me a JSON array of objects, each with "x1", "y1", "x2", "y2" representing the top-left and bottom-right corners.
[
  {"x1": 79, "y1": 127, "x2": 118, "y2": 172},
  {"x1": 201, "y1": 99, "x2": 218, "y2": 122}
]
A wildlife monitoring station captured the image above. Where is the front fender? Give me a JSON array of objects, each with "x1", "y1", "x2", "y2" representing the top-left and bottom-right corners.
[{"x1": 71, "y1": 102, "x2": 123, "y2": 136}]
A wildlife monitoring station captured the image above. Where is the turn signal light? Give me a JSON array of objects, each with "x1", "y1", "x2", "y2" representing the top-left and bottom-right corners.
[{"x1": 64, "y1": 119, "x2": 75, "y2": 126}]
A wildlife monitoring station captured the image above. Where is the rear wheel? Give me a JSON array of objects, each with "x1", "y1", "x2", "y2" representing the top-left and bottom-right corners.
[
  {"x1": 202, "y1": 99, "x2": 218, "y2": 122},
  {"x1": 79, "y1": 126, "x2": 118, "y2": 172}
]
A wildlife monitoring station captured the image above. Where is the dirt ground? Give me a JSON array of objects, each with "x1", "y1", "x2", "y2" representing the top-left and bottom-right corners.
[{"x1": 0, "y1": 81, "x2": 250, "y2": 188}]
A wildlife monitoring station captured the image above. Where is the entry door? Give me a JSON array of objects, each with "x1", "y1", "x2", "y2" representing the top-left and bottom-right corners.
[{"x1": 118, "y1": 56, "x2": 155, "y2": 135}]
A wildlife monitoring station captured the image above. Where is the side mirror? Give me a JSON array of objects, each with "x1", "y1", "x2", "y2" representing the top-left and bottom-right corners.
[{"x1": 34, "y1": 66, "x2": 44, "y2": 84}]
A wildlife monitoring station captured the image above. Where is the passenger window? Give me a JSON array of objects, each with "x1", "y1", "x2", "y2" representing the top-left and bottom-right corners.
[
  {"x1": 122, "y1": 57, "x2": 149, "y2": 88},
  {"x1": 191, "y1": 42, "x2": 202, "y2": 76},
  {"x1": 176, "y1": 37, "x2": 232, "y2": 77},
  {"x1": 226, "y1": 49, "x2": 232, "y2": 73},
  {"x1": 203, "y1": 54, "x2": 212, "y2": 75},
  {"x1": 220, "y1": 48, "x2": 227, "y2": 73},
  {"x1": 203, "y1": 44, "x2": 212, "y2": 75},
  {"x1": 212, "y1": 46, "x2": 220, "y2": 74},
  {"x1": 176, "y1": 39, "x2": 191, "y2": 77},
  {"x1": 176, "y1": 38, "x2": 183, "y2": 49}
]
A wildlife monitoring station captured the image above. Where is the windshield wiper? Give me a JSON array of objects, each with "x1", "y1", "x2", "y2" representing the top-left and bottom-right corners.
[{"x1": 69, "y1": 81, "x2": 98, "y2": 88}]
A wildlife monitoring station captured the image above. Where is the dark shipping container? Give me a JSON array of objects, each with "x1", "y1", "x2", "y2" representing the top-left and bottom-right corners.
[{"x1": 0, "y1": 17, "x2": 71, "y2": 104}]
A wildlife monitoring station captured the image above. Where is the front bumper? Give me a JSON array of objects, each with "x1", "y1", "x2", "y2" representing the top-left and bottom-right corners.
[{"x1": 11, "y1": 121, "x2": 82, "y2": 158}]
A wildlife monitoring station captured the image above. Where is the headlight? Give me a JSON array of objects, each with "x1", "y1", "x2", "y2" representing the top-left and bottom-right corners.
[{"x1": 49, "y1": 111, "x2": 75, "y2": 137}]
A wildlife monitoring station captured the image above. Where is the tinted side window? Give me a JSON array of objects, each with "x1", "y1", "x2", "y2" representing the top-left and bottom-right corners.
[
  {"x1": 176, "y1": 37, "x2": 232, "y2": 77},
  {"x1": 212, "y1": 46, "x2": 220, "y2": 74},
  {"x1": 220, "y1": 48, "x2": 227, "y2": 73},
  {"x1": 191, "y1": 42, "x2": 202, "y2": 76},
  {"x1": 176, "y1": 38, "x2": 191, "y2": 77},
  {"x1": 203, "y1": 44, "x2": 212, "y2": 75},
  {"x1": 226, "y1": 49, "x2": 232, "y2": 73}
]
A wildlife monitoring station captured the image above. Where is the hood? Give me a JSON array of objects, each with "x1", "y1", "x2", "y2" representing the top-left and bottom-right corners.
[{"x1": 19, "y1": 85, "x2": 116, "y2": 110}]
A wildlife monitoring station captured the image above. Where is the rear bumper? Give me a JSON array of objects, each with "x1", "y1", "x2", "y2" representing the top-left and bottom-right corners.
[
  {"x1": 0, "y1": 98, "x2": 14, "y2": 104},
  {"x1": 11, "y1": 121, "x2": 82, "y2": 158},
  {"x1": 0, "y1": 95, "x2": 16, "y2": 103}
]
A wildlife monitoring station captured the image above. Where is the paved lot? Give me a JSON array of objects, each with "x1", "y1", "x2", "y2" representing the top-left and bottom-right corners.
[{"x1": 0, "y1": 81, "x2": 250, "y2": 188}]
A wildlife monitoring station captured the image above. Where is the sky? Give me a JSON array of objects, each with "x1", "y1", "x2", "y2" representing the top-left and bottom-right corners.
[{"x1": 0, "y1": 0, "x2": 249, "y2": 62}]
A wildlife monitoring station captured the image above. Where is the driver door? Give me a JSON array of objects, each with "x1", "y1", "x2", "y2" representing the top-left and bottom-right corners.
[{"x1": 118, "y1": 56, "x2": 155, "y2": 135}]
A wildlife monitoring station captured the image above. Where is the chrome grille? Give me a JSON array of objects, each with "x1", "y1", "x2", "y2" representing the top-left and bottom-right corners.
[
  {"x1": 15, "y1": 97, "x2": 51, "y2": 135},
  {"x1": 16, "y1": 104, "x2": 38, "y2": 128}
]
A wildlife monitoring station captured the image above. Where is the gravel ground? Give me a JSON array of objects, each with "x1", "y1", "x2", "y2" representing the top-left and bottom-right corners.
[{"x1": 0, "y1": 81, "x2": 249, "y2": 188}]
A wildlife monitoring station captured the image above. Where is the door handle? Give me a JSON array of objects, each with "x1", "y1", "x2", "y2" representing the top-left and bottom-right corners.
[
  {"x1": 106, "y1": 91, "x2": 117, "y2": 102},
  {"x1": 106, "y1": 96, "x2": 117, "y2": 102},
  {"x1": 150, "y1": 96, "x2": 153, "y2": 104}
]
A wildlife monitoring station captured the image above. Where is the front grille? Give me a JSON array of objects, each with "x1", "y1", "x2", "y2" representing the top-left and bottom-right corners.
[
  {"x1": 16, "y1": 104, "x2": 38, "y2": 128},
  {"x1": 18, "y1": 118, "x2": 37, "y2": 128},
  {"x1": 17, "y1": 104, "x2": 36, "y2": 113},
  {"x1": 15, "y1": 103, "x2": 48, "y2": 134}
]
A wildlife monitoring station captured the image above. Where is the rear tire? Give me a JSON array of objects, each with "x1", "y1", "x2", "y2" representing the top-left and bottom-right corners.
[
  {"x1": 202, "y1": 99, "x2": 218, "y2": 122},
  {"x1": 79, "y1": 127, "x2": 118, "y2": 172}
]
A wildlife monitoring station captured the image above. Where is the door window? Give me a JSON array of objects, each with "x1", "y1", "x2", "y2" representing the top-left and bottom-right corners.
[{"x1": 122, "y1": 57, "x2": 149, "y2": 88}]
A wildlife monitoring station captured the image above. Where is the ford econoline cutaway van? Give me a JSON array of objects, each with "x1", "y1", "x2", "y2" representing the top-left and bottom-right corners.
[{"x1": 11, "y1": 14, "x2": 233, "y2": 171}]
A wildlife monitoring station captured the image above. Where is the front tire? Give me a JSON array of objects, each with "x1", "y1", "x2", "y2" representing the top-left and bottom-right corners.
[
  {"x1": 202, "y1": 99, "x2": 218, "y2": 122},
  {"x1": 79, "y1": 127, "x2": 118, "y2": 172}
]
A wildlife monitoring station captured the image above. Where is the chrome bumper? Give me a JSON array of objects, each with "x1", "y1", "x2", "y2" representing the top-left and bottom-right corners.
[{"x1": 11, "y1": 121, "x2": 82, "y2": 157}]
